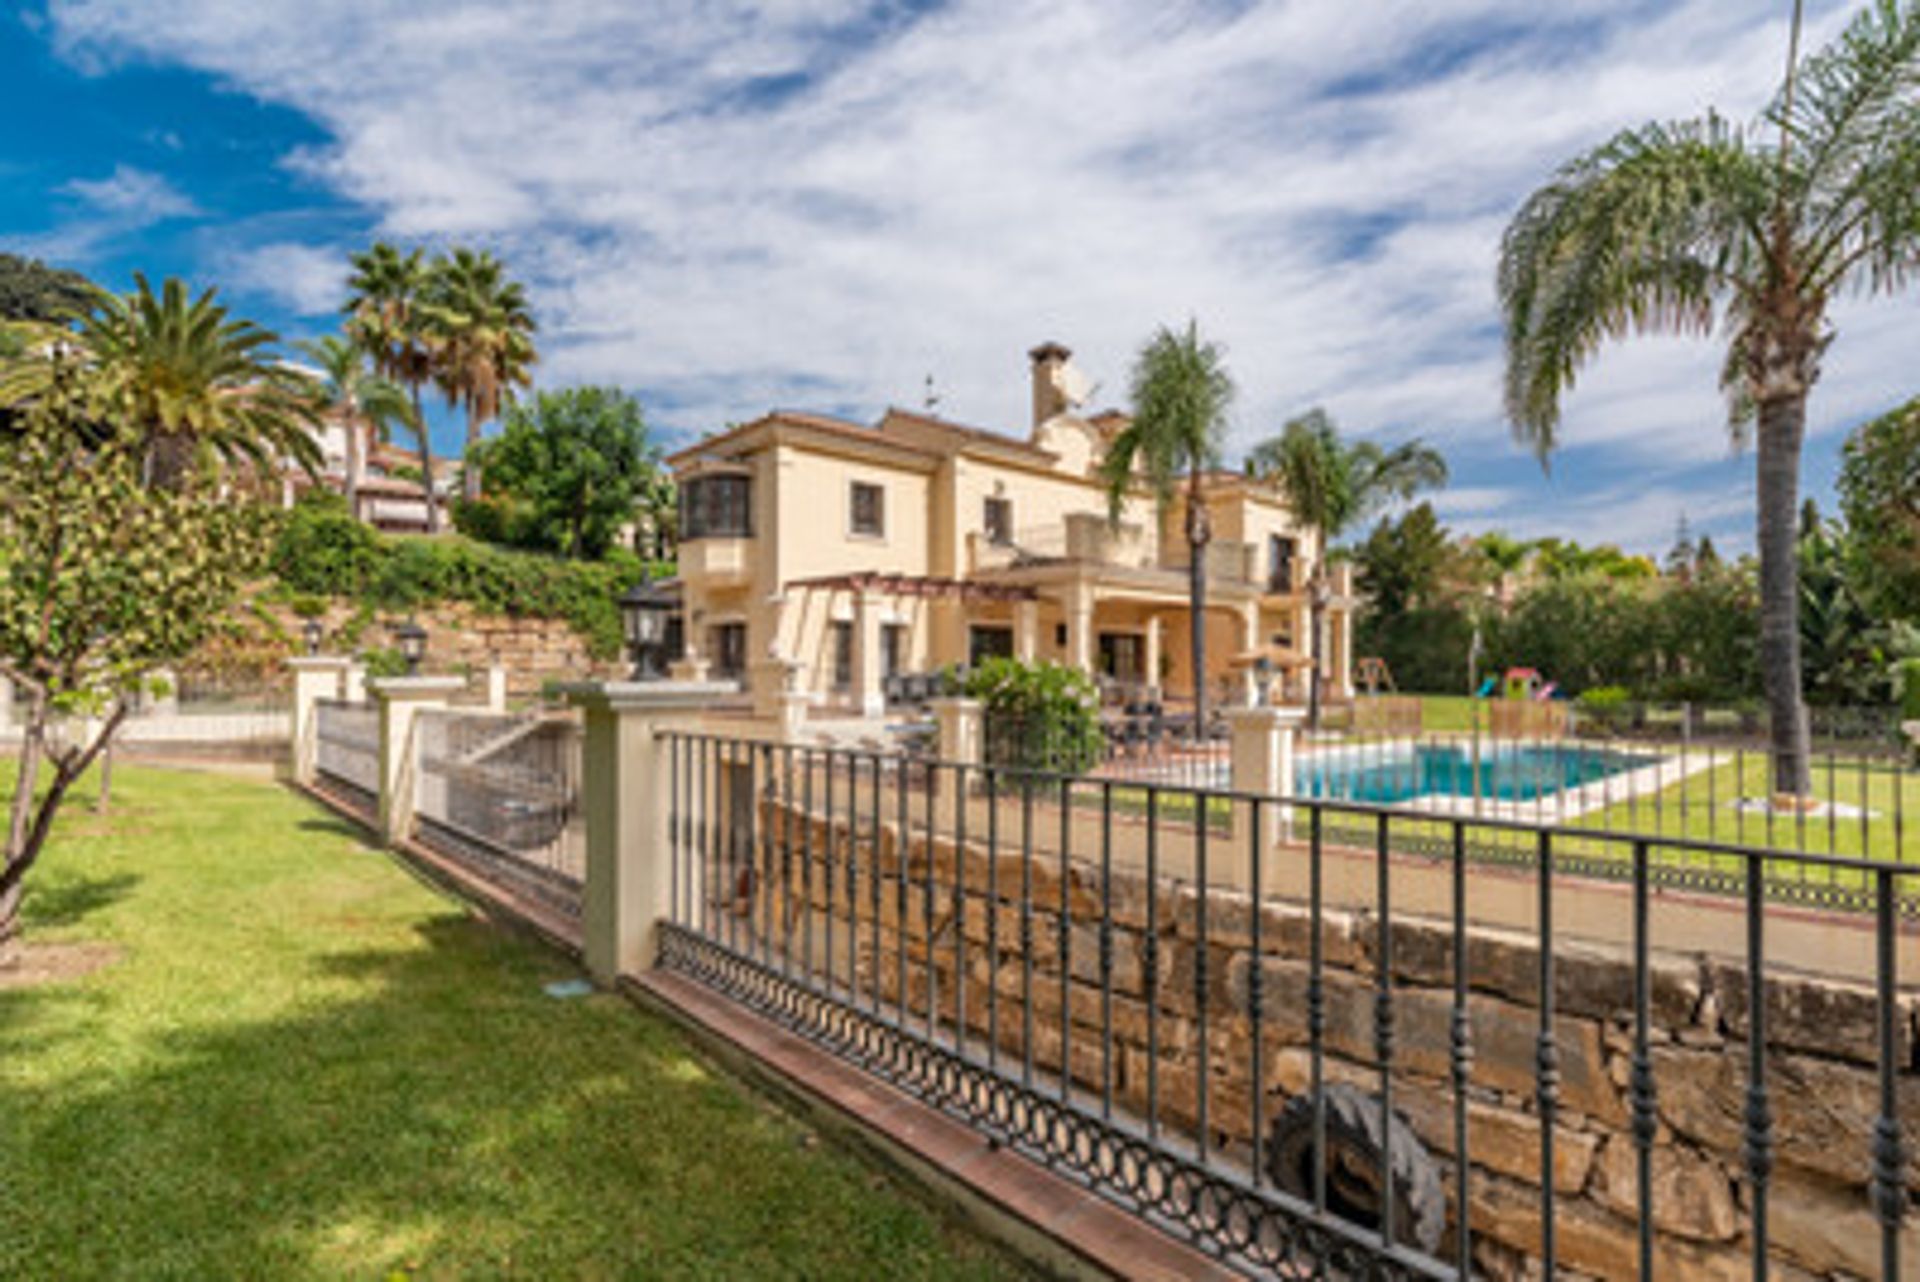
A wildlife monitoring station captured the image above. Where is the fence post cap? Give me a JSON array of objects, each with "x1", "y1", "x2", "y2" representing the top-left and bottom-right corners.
[
  {"x1": 1225, "y1": 705, "x2": 1305, "y2": 729},
  {"x1": 366, "y1": 675, "x2": 466, "y2": 701},
  {"x1": 558, "y1": 679, "x2": 737, "y2": 713},
  {"x1": 286, "y1": 655, "x2": 352, "y2": 672}
]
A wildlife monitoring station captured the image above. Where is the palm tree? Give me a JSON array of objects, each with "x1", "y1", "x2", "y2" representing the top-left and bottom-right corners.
[
  {"x1": 0, "y1": 274, "x2": 321, "y2": 487},
  {"x1": 422, "y1": 247, "x2": 537, "y2": 501},
  {"x1": 1498, "y1": 1, "x2": 1920, "y2": 798},
  {"x1": 1246, "y1": 409, "x2": 1448, "y2": 726},
  {"x1": 298, "y1": 335, "x2": 417, "y2": 518},
  {"x1": 345, "y1": 243, "x2": 440, "y2": 530},
  {"x1": 1098, "y1": 321, "x2": 1235, "y2": 737}
]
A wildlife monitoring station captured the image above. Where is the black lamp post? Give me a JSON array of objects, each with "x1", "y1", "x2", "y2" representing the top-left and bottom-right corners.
[
  {"x1": 1254, "y1": 653, "x2": 1273, "y2": 707},
  {"x1": 302, "y1": 617, "x2": 324, "y2": 656},
  {"x1": 620, "y1": 573, "x2": 674, "y2": 680},
  {"x1": 394, "y1": 619, "x2": 428, "y2": 675}
]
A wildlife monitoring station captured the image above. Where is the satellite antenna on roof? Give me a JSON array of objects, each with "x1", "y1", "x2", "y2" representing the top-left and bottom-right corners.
[{"x1": 923, "y1": 374, "x2": 940, "y2": 414}]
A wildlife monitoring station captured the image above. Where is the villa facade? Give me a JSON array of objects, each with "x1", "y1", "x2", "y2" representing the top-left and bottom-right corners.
[{"x1": 667, "y1": 343, "x2": 1355, "y2": 716}]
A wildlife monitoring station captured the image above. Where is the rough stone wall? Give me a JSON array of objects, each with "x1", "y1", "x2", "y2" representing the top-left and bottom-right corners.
[
  {"x1": 748, "y1": 792, "x2": 1920, "y2": 1281},
  {"x1": 267, "y1": 601, "x2": 620, "y2": 696}
]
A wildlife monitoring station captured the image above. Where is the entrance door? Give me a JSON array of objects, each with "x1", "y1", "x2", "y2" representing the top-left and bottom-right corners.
[
  {"x1": 1098, "y1": 632, "x2": 1143, "y2": 683},
  {"x1": 969, "y1": 626, "x2": 1014, "y2": 665}
]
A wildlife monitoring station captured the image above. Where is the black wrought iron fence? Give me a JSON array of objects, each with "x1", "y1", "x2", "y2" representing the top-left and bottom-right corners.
[
  {"x1": 656, "y1": 730, "x2": 1916, "y2": 1281},
  {"x1": 411, "y1": 709, "x2": 583, "y2": 919},
  {"x1": 313, "y1": 698, "x2": 379, "y2": 818}
]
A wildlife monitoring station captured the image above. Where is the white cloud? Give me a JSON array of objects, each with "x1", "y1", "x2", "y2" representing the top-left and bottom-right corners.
[
  {"x1": 220, "y1": 241, "x2": 348, "y2": 316},
  {"x1": 62, "y1": 163, "x2": 199, "y2": 219},
  {"x1": 41, "y1": 0, "x2": 1911, "y2": 550}
]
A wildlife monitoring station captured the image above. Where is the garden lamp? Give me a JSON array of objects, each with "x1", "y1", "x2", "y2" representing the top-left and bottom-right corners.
[
  {"x1": 394, "y1": 619, "x2": 428, "y2": 675},
  {"x1": 1254, "y1": 654, "x2": 1273, "y2": 707},
  {"x1": 302, "y1": 617, "x2": 324, "y2": 656},
  {"x1": 620, "y1": 572, "x2": 673, "y2": 681}
]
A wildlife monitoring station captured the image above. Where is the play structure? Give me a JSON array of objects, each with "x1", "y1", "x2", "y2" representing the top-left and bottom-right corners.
[
  {"x1": 1355, "y1": 656, "x2": 1395, "y2": 695},
  {"x1": 1475, "y1": 666, "x2": 1559, "y2": 702}
]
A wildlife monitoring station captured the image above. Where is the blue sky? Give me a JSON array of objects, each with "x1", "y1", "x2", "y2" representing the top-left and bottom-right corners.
[{"x1": 4, "y1": 1, "x2": 1912, "y2": 554}]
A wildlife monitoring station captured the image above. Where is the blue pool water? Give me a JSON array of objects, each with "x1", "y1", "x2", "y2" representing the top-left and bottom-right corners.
[{"x1": 1294, "y1": 743, "x2": 1656, "y2": 805}]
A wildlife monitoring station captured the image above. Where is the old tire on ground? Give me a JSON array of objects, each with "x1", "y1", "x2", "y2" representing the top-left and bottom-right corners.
[{"x1": 1265, "y1": 1083, "x2": 1446, "y2": 1254}]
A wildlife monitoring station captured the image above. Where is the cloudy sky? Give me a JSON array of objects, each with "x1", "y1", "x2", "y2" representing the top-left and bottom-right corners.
[{"x1": 2, "y1": 1, "x2": 1909, "y2": 553}]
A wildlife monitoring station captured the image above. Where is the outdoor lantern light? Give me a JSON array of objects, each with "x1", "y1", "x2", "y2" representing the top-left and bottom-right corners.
[
  {"x1": 620, "y1": 572, "x2": 673, "y2": 680},
  {"x1": 394, "y1": 619, "x2": 428, "y2": 675},
  {"x1": 1253, "y1": 654, "x2": 1274, "y2": 707},
  {"x1": 302, "y1": 617, "x2": 324, "y2": 656}
]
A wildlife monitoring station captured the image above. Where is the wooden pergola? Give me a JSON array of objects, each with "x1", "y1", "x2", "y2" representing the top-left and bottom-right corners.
[{"x1": 785, "y1": 572, "x2": 1037, "y2": 602}]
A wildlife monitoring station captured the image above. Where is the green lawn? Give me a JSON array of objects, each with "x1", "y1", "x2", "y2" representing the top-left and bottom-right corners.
[{"x1": 0, "y1": 762, "x2": 1031, "y2": 1280}]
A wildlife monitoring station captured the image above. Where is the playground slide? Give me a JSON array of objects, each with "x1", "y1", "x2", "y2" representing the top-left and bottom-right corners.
[
  {"x1": 1535, "y1": 682, "x2": 1559, "y2": 701},
  {"x1": 1475, "y1": 677, "x2": 1498, "y2": 698}
]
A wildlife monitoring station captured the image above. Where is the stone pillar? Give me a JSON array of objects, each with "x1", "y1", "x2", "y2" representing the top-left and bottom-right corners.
[
  {"x1": 752, "y1": 657, "x2": 804, "y2": 721},
  {"x1": 485, "y1": 663, "x2": 509, "y2": 713},
  {"x1": 344, "y1": 661, "x2": 367, "y2": 705},
  {"x1": 1062, "y1": 584, "x2": 1094, "y2": 673},
  {"x1": 0, "y1": 675, "x2": 12, "y2": 730},
  {"x1": 1144, "y1": 616, "x2": 1163, "y2": 700},
  {"x1": 1227, "y1": 705, "x2": 1303, "y2": 891},
  {"x1": 286, "y1": 656, "x2": 349, "y2": 786},
  {"x1": 1013, "y1": 599, "x2": 1039, "y2": 663},
  {"x1": 930, "y1": 696, "x2": 983, "y2": 832},
  {"x1": 852, "y1": 590, "x2": 885, "y2": 717},
  {"x1": 368, "y1": 675, "x2": 463, "y2": 844},
  {"x1": 563, "y1": 680, "x2": 737, "y2": 982}
]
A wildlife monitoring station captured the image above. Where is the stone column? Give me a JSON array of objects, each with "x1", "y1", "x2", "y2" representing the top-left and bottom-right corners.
[
  {"x1": 563, "y1": 680, "x2": 737, "y2": 982},
  {"x1": 368, "y1": 675, "x2": 463, "y2": 844},
  {"x1": 1013, "y1": 599, "x2": 1039, "y2": 663},
  {"x1": 286, "y1": 656, "x2": 349, "y2": 786},
  {"x1": 1226, "y1": 705, "x2": 1303, "y2": 892},
  {"x1": 0, "y1": 676, "x2": 12, "y2": 730},
  {"x1": 852, "y1": 590, "x2": 885, "y2": 717},
  {"x1": 485, "y1": 663, "x2": 509, "y2": 713},
  {"x1": 1062, "y1": 583, "x2": 1094, "y2": 673},
  {"x1": 344, "y1": 661, "x2": 368, "y2": 705},
  {"x1": 751, "y1": 657, "x2": 804, "y2": 721},
  {"x1": 1144, "y1": 616, "x2": 1163, "y2": 700},
  {"x1": 1331, "y1": 605, "x2": 1354, "y2": 700}
]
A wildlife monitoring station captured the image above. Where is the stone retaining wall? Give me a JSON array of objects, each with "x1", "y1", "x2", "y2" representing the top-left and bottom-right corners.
[
  {"x1": 272, "y1": 601, "x2": 620, "y2": 696},
  {"x1": 747, "y1": 788, "x2": 1919, "y2": 1280}
]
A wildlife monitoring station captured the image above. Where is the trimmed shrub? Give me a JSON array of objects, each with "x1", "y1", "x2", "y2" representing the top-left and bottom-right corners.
[{"x1": 964, "y1": 658, "x2": 1104, "y2": 775}]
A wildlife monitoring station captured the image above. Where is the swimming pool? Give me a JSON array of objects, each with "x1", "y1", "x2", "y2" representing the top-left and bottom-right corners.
[{"x1": 1295, "y1": 742, "x2": 1658, "y2": 805}]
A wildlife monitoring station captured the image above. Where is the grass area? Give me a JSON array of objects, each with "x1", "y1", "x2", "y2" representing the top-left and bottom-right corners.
[
  {"x1": 0, "y1": 761, "x2": 1032, "y2": 1280},
  {"x1": 1412, "y1": 693, "x2": 1480, "y2": 733}
]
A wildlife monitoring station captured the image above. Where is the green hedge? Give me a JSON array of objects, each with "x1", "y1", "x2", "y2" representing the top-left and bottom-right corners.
[
  {"x1": 965, "y1": 658, "x2": 1104, "y2": 775},
  {"x1": 269, "y1": 494, "x2": 668, "y2": 658}
]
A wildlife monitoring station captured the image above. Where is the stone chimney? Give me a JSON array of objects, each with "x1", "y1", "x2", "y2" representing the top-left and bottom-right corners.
[{"x1": 1029, "y1": 341, "x2": 1072, "y2": 429}]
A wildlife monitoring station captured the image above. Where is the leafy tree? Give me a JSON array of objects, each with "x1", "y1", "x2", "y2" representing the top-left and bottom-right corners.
[
  {"x1": 298, "y1": 335, "x2": 418, "y2": 518},
  {"x1": 0, "y1": 275, "x2": 321, "y2": 488},
  {"x1": 346, "y1": 242, "x2": 441, "y2": 531},
  {"x1": 0, "y1": 253, "x2": 100, "y2": 323},
  {"x1": 1244, "y1": 407, "x2": 1447, "y2": 723},
  {"x1": 1098, "y1": 322, "x2": 1234, "y2": 736},
  {"x1": 964, "y1": 658, "x2": 1104, "y2": 775},
  {"x1": 0, "y1": 360, "x2": 273, "y2": 951},
  {"x1": 462, "y1": 386, "x2": 658, "y2": 559},
  {"x1": 1499, "y1": 1, "x2": 1920, "y2": 795},
  {"x1": 1838, "y1": 396, "x2": 1920, "y2": 616},
  {"x1": 1355, "y1": 502, "x2": 1456, "y2": 617},
  {"x1": 1798, "y1": 508, "x2": 1911, "y2": 705},
  {"x1": 423, "y1": 247, "x2": 537, "y2": 502}
]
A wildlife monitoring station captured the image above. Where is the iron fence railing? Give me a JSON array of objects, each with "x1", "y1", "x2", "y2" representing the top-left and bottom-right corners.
[
  {"x1": 411, "y1": 709, "x2": 583, "y2": 918},
  {"x1": 313, "y1": 698, "x2": 379, "y2": 818},
  {"x1": 657, "y1": 730, "x2": 1916, "y2": 1281}
]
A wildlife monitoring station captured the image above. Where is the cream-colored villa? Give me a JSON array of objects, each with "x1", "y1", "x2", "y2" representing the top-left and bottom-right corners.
[{"x1": 666, "y1": 343, "x2": 1354, "y2": 719}]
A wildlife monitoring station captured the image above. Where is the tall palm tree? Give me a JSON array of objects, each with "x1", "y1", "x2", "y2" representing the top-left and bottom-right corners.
[
  {"x1": 422, "y1": 247, "x2": 537, "y2": 501},
  {"x1": 345, "y1": 243, "x2": 440, "y2": 531},
  {"x1": 1246, "y1": 409, "x2": 1448, "y2": 726},
  {"x1": 298, "y1": 335, "x2": 417, "y2": 518},
  {"x1": 1500, "y1": 0, "x2": 1920, "y2": 797},
  {"x1": 1099, "y1": 321, "x2": 1235, "y2": 737},
  {"x1": 0, "y1": 274, "x2": 321, "y2": 487}
]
